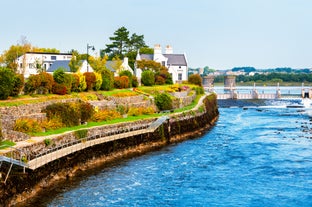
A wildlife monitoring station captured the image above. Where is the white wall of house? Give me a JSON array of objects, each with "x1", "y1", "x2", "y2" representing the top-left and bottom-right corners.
[
  {"x1": 168, "y1": 65, "x2": 188, "y2": 83},
  {"x1": 78, "y1": 60, "x2": 94, "y2": 73},
  {"x1": 135, "y1": 44, "x2": 188, "y2": 84},
  {"x1": 120, "y1": 57, "x2": 134, "y2": 75},
  {"x1": 17, "y1": 52, "x2": 72, "y2": 78}
]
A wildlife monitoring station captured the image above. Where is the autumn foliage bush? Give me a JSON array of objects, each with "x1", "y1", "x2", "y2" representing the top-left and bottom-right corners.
[
  {"x1": 91, "y1": 109, "x2": 121, "y2": 122},
  {"x1": 127, "y1": 106, "x2": 155, "y2": 116},
  {"x1": 188, "y1": 74, "x2": 202, "y2": 86},
  {"x1": 14, "y1": 118, "x2": 42, "y2": 133},
  {"x1": 44, "y1": 101, "x2": 94, "y2": 127},
  {"x1": 52, "y1": 83, "x2": 67, "y2": 95},
  {"x1": 114, "y1": 76, "x2": 130, "y2": 89},
  {"x1": 84, "y1": 72, "x2": 96, "y2": 91}
]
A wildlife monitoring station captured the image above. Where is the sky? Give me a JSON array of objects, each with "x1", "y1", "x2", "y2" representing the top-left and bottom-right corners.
[{"x1": 1, "y1": 0, "x2": 312, "y2": 70}]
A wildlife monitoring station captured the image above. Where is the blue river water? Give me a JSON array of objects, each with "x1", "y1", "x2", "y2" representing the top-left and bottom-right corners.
[{"x1": 28, "y1": 100, "x2": 312, "y2": 207}]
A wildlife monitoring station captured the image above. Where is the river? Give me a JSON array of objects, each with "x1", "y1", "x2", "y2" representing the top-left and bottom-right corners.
[{"x1": 22, "y1": 99, "x2": 312, "y2": 207}]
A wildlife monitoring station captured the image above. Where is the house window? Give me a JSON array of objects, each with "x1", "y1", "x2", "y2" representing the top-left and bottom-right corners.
[
  {"x1": 29, "y1": 63, "x2": 33, "y2": 69},
  {"x1": 51, "y1": 56, "x2": 56, "y2": 60},
  {"x1": 178, "y1": 73, "x2": 182, "y2": 81},
  {"x1": 162, "y1": 61, "x2": 165, "y2": 66}
]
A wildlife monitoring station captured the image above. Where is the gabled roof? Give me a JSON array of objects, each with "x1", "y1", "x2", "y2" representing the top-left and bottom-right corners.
[
  {"x1": 164, "y1": 54, "x2": 187, "y2": 66},
  {"x1": 138, "y1": 53, "x2": 187, "y2": 66},
  {"x1": 105, "y1": 61, "x2": 117, "y2": 73},
  {"x1": 47, "y1": 60, "x2": 71, "y2": 72},
  {"x1": 25, "y1": 51, "x2": 72, "y2": 56},
  {"x1": 140, "y1": 54, "x2": 154, "y2": 60}
]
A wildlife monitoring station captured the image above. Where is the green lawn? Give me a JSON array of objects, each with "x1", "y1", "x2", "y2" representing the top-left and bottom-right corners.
[{"x1": 0, "y1": 140, "x2": 16, "y2": 149}]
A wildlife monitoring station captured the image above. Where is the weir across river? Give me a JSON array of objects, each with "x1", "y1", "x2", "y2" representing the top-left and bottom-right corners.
[{"x1": 205, "y1": 85, "x2": 312, "y2": 100}]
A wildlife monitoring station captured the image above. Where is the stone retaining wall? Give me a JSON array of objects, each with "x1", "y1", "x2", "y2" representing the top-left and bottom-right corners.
[
  {"x1": 0, "y1": 94, "x2": 219, "y2": 206},
  {"x1": 0, "y1": 95, "x2": 153, "y2": 140}
]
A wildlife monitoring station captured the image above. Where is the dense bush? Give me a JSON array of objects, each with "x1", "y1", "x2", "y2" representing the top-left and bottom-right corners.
[
  {"x1": 24, "y1": 72, "x2": 54, "y2": 95},
  {"x1": 188, "y1": 74, "x2": 202, "y2": 86},
  {"x1": 119, "y1": 70, "x2": 133, "y2": 87},
  {"x1": 24, "y1": 74, "x2": 41, "y2": 94},
  {"x1": 79, "y1": 101, "x2": 94, "y2": 123},
  {"x1": 127, "y1": 106, "x2": 155, "y2": 116},
  {"x1": 155, "y1": 75, "x2": 166, "y2": 85},
  {"x1": 71, "y1": 73, "x2": 80, "y2": 92},
  {"x1": 42, "y1": 117, "x2": 64, "y2": 131},
  {"x1": 74, "y1": 129, "x2": 88, "y2": 139},
  {"x1": 0, "y1": 67, "x2": 17, "y2": 99},
  {"x1": 38, "y1": 72, "x2": 54, "y2": 94},
  {"x1": 158, "y1": 69, "x2": 173, "y2": 84},
  {"x1": 77, "y1": 72, "x2": 87, "y2": 92},
  {"x1": 44, "y1": 101, "x2": 94, "y2": 127},
  {"x1": 44, "y1": 102, "x2": 79, "y2": 127},
  {"x1": 52, "y1": 83, "x2": 67, "y2": 95},
  {"x1": 141, "y1": 70, "x2": 155, "y2": 86},
  {"x1": 132, "y1": 76, "x2": 139, "y2": 87},
  {"x1": 11, "y1": 73, "x2": 24, "y2": 97},
  {"x1": 114, "y1": 77, "x2": 122, "y2": 89},
  {"x1": 154, "y1": 93, "x2": 173, "y2": 111},
  {"x1": 101, "y1": 69, "x2": 114, "y2": 91},
  {"x1": 91, "y1": 109, "x2": 121, "y2": 122},
  {"x1": 94, "y1": 72, "x2": 102, "y2": 91},
  {"x1": 53, "y1": 68, "x2": 66, "y2": 84},
  {"x1": 114, "y1": 76, "x2": 130, "y2": 89},
  {"x1": 120, "y1": 76, "x2": 130, "y2": 88},
  {"x1": 14, "y1": 118, "x2": 42, "y2": 133},
  {"x1": 52, "y1": 69, "x2": 73, "y2": 93},
  {"x1": 84, "y1": 72, "x2": 96, "y2": 91},
  {"x1": 193, "y1": 86, "x2": 205, "y2": 95}
]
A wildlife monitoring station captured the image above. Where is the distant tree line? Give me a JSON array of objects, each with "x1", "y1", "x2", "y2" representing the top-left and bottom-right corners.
[
  {"x1": 236, "y1": 73, "x2": 312, "y2": 83},
  {"x1": 231, "y1": 67, "x2": 311, "y2": 74}
]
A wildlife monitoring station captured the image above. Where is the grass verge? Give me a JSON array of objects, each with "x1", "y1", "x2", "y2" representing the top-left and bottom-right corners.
[{"x1": 0, "y1": 140, "x2": 16, "y2": 149}]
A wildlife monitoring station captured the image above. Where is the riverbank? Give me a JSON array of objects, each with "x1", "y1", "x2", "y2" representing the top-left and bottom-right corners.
[{"x1": 0, "y1": 94, "x2": 219, "y2": 207}]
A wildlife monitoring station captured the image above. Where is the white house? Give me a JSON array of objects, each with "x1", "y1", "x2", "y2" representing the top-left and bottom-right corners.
[
  {"x1": 105, "y1": 57, "x2": 133, "y2": 76},
  {"x1": 47, "y1": 59, "x2": 94, "y2": 73},
  {"x1": 135, "y1": 44, "x2": 188, "y2": 83},
  {"x1": 16, "y1": 52, "x2": 72, "y2": 78}
]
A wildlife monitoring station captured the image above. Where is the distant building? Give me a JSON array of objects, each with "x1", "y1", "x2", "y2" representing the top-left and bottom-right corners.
[
  {"x1": 135, "y1": 44, "x2": 188, "y2": 83},
  {"x1": 16, "y1": 52, "x2": 72, "y2": 78}
]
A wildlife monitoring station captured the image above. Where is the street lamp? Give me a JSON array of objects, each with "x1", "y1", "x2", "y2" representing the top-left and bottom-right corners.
[{"x1": 87, "y1": 43, "x2": 95, "y2": 72}]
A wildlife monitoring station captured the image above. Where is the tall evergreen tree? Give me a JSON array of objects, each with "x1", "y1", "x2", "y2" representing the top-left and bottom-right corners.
[
  {"x1": 104, "y1": 27, "x2": 147, "y2": 60},
  {"x1": 104, "y1": 26, "x2": 130, "y2": 58}
]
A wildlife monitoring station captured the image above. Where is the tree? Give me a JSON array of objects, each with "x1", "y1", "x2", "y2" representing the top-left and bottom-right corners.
[
  {"x1": 128, "y1": 33, "x2": 146, "y2": 52},
  {"x1": 104, "y1": 26, "x2": 147, "y2": 59},
  {"x1": 69, "y1": 50, "x2": 83, "y2": 72},
  {"x1": 104, "y1": 26, "x2": 130, "y2": 58},
  {"x1": 101, "y1": 68, "x2": 114, "y2": 91},
  {"x1": 0, "y1": 67, "x2": 16, "y2": 99},
  {"x1": 154, "y1": 93, "x2": 173, "y2": 111},
  {"x1": 141, "y1": 70, "x2": 155, "y2": 86},
  {"x1": 188, "y1": 74, "x2": 202, "y2": 86},
  {"x1": 89, "y1": 55, "x2": 108, "y2": 73},
  {"x1": 136, "y1": 59, "x2": 166, "y2": 73},
  {"x1": 0, "y1": 44, "x2": 31, "y2": 71}
]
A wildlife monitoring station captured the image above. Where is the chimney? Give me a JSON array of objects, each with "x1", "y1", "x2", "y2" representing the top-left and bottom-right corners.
[
  {"x1": 123, "y1": 57, "x2": 128, "y2": 65},
  {"x1": 154, "y1": 44, "x2": 162, "y2": 55},
  {"x1": 165, "y1": 45, "x2": 173, "y2": 54}
]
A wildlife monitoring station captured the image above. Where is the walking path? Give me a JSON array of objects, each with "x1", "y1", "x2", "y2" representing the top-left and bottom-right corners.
[{"x1": 0, "y1": 93, "x2": 209, "y2": 182}]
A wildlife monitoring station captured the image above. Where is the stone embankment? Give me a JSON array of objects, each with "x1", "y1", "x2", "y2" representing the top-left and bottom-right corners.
[{"x1": 0, "y1": 93, "x2": 218, "y2": 207}]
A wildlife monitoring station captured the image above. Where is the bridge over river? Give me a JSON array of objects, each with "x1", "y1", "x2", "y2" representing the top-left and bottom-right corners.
[{"x1": 205, "y1": 85, "x2": 312, "y2": 100}]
